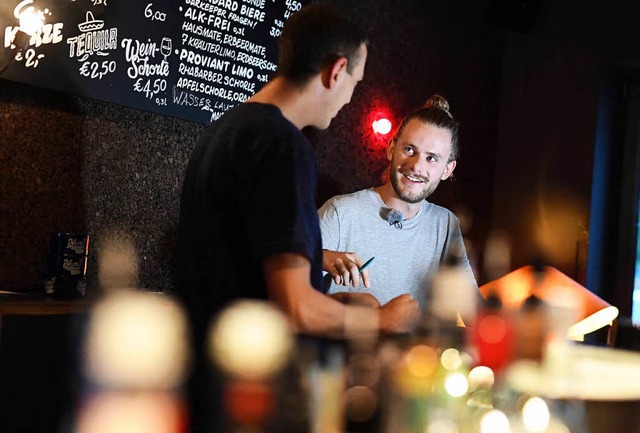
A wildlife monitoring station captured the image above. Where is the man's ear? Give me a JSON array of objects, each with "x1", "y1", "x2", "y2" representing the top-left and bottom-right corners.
[
  {"x1": 386, "y1": 139, "x2": 396, "y2": 161},
  {"x1": 441, "y1": 160, "x2": 457, "y2": 180},
  {"x1": 322, "y1": 56, "x2": 348, "y2": 89}
]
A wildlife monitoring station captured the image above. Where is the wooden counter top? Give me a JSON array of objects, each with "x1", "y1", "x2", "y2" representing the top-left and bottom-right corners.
[{"x1": 0, "y1": 291, "x2": 89, "y2": 315}]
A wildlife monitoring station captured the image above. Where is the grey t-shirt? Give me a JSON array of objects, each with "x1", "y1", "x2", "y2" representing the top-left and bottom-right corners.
[{"x1": 318, "y1": 188, "x2": 476, "y2": 310}]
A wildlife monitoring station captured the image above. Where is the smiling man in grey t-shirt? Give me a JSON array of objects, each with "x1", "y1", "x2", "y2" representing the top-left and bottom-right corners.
[{"x1": 319, "y1": 95, "x2": 476, "y2": 311}]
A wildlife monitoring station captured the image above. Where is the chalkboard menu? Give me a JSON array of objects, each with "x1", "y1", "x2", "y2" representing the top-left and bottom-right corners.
[{"x1": 0, "y1": 0, "x2": 308, "y2": 124}]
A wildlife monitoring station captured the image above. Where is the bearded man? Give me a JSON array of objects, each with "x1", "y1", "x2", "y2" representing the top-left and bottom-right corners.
[{"x1": 319, "y1": 95, "x2": 477, "y2": 310}]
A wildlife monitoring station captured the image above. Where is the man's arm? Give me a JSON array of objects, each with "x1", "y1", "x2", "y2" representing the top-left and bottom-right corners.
[
  {"x1": 318, "y1": 201, "x2": 372, "y2": 288},
  {"x1": 263, "y1": 252, "x2": 418, "y2": 336},
  {"x1": 330, "y1": 291, "x2": 380, "y2": 308}
]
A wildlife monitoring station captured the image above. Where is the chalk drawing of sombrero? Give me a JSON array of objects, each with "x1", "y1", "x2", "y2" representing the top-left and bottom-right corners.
[{"x1": 78, "y1": 11, "x2": 104, "y2": 32}]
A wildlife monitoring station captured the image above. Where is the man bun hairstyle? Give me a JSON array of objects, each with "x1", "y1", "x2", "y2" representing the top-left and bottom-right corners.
[
  {"x1": 277, "y1": 3, "x2": 367, "y2": 85},
  {"x1": 392, "y1": 94, "x2": 460, "y2": 162},
  {"x1": 424, "y1": 95, "x2": 452, "y2": 118}
]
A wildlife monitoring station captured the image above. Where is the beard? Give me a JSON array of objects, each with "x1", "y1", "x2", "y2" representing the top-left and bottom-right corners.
[{"x1": 389, "y1": 165, "x2": 440, "y2": 204}]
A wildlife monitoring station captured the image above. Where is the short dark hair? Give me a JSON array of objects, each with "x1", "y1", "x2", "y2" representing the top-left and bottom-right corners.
[
  {"x1": 277, "y1": 3, "x2": 367, "y2": 84},
  {"x1": 392, "y1": 95, "x2": 460, "y2": 162}
]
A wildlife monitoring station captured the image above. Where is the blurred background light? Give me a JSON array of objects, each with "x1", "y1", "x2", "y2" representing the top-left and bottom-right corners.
[
  {"x1": 344, "y1": 385, "x2": 377, "y2": 422},
  {"x1": 441, "y1": 348, "x2": 463, "y2": 371},
  {"x1": 480, "y1": 409, "x2": 510, "y2": 433},
  {"x1": 14, "y1": 0, "x2": 45, "y2": 36},
  {"x1": 405, "y1": 345, "x2": 438, "y2": 378},
  {"x1": 522, "y1": 397, "x2": 550, "y2": 432},
  {"x1": 208, "y1": 300, "x2": 292, "y2": 379},
  {"x1": 426, "y1": 418, "x2": 458, "y2": 433},
  {"x1": 223, "y1": 380, "x2": 274, "y2": 427},
  {"x1": 444, "y1": 372, "x2": 469, "y2": 397},
  {"x1": 468, "y1": 366, "x2": 495, "y2": 390},
  {"x1": 85, "y1": 290, "x2": 190, "y2": 389},
  {"x1": 478, "y1": 314, "x2": 507, "y2": 344},
  {"x1": 75, "y1": 391, "x2": 184, "y2": 433}
]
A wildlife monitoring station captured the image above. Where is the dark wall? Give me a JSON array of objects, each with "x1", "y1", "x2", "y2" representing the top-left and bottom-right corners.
[
  {"x1": 0, "y1": 0, "x2": 504, "y2": 293},
  {"x1": 492, "y1": 0, "x2": 640, "y2": 295},
  {"x1": 0, "y1": 82, "x2": 203, "y2": 292}
]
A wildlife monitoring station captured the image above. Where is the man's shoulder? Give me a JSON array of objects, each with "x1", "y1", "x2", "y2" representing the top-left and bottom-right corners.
[
  {"x1": 323, "y1": 188, "x2": 374, "y2": 209},
  {"x1": 319, "y1": 189, "x2": 380, "y2": 224},
  {"x1": 423, "y1": 201, "x2": 458, "y2": 221},
  {"x1": 220, "y1": 103, "x2": 294, "y2": 131},
  {"x1": 202, "y1": 103, "x2": 305, "y2": 153}
]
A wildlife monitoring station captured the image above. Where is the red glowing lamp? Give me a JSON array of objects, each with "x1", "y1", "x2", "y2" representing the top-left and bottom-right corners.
[{"x1": 372, "y1": 118, "x2": 392, "y2": 135}]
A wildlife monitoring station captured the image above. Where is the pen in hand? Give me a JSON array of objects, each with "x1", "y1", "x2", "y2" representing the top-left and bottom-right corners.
[
  {"x1": 322, "y1": 256, "x2": 375, "y2": 291},
  {"x1": 358, "y1": 256, "x2": 375, "y2": 274}
]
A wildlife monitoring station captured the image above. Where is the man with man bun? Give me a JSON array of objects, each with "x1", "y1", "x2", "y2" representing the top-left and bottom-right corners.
[{"x1": 320, "y1": 95, "x2": 477, "y2": 310}]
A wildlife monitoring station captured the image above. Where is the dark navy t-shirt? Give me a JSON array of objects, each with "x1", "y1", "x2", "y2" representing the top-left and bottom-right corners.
[{"x1": 176, "y1": 102, "x2": 323, "y2": 336}]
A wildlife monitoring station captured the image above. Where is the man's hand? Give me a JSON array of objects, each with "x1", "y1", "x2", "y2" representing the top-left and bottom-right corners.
[
  {"x1": 379, "y1": 294, "x2": 420, "y2": 334},
  {"x1": 322, "y1": 250, "x2": 370, "y2": 288},
  {"x1": 331, "y1": 292, "x2": 380, "y2": 308}
]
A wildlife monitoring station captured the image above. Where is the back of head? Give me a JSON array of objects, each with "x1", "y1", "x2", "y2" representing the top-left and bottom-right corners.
[
  {"x1": 277, "y1": 3, "x2": 367, "y2": 85},
  {"x1": 393, "y1": 95, "x2": 461, "y2": 162}
]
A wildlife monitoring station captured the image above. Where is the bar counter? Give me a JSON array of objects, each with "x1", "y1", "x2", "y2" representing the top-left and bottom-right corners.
[{"x1": 0, "y1": 291, "x2": 88, "y2": 316}]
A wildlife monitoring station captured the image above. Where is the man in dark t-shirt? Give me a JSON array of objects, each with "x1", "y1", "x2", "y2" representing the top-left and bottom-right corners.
[
  {"x1": 177, "y1": 3, "x2": 418, "y2": 348},
  {"x1": 178, "y1": 102, "x2": 324, "y2": 333},
  {"x1": 177, "y1": 5, "x2": 420, "y2": 431}
]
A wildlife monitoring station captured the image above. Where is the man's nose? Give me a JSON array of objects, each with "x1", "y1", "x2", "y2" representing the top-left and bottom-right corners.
[{"x1": 406, "y1": 155, "x2": 425, "y2": 174}]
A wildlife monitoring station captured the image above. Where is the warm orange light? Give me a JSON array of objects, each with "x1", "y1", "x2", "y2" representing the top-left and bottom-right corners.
[
  {"x1": 405, "y1": 345, "x2": 438, "y2": 378},
  {"x1": 479, "y1": 266, "x2": 619, "y2": 340}
]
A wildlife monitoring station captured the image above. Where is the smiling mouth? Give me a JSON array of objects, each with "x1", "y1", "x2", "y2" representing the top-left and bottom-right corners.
[{"x1": 402, "y1": 172, "x2": 426, "y2": 183}]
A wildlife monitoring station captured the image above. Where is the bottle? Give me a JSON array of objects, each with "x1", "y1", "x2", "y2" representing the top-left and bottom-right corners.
[
  {"x1": 514, "y1": 294, "x2": 548, "y2": 362},
  {"x1": 469, "y1": 292, "x2": 514, "y2": 375},
  {"x1": 425, "y1": 259, "x2": 478, "y2": 350}
]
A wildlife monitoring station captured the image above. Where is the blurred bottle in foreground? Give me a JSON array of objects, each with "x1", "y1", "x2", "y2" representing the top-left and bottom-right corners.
[
  {"x1": 208, "y1": 300, "x2": 294, "y2": 433},
  {"x1": 75, "y1": 289, "x2": 191, "y2": 433}
]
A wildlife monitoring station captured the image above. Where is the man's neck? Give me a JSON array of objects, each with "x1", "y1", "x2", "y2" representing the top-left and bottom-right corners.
[
  {"x1": 374, "y1": 183, "x2": 422, "y2": 220},
  {"x1": 247, "y1": 76, "x2": 319, "y2": 130}
]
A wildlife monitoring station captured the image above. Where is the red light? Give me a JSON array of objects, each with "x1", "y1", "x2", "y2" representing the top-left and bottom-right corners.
[
  {"x1": 471, "y1": 312, "x2": 514, "y2": 373},
  {"x1": 224, "y1": 380, "x2": 274, "y2": 426},
  {"x1": 478, "y1": 315, "x2": 507, "y2": 344},
  {"x1": 372, "y1": 118, "x2": 392, "y2": 135}
]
